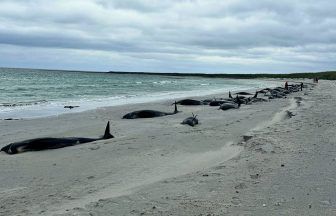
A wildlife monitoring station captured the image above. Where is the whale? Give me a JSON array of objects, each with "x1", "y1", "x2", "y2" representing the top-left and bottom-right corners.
[
  {"x1": 245, "y1": 92, "x2": 268, "y2": 104},
  {"x1": 235, "y1": 91, "x2": 253, "y2": 95},
  {"x1": 1, "y1": 122, "x2": 114, "y2": 155},
  {"x1": 181, "y1": 113, "x2": 199, "y2": 127},
  {"x1": 200, "y1": 99, "x2": 213, "y2": 105},
  {"x1": 122, "y1": 103, "x2": 178, "y2": 119},
  {"x1": 233, "y1": 95, "x2": 245, "y2": 104},
  {"x1": 219, "y1": 97, "x2": 241, "y2": 110},
  {"x1": 175, "y1": 99, "x2": 203, "y2": 105},
  {"x1": 219, "y1": 103, "x2": 240, "y2": 110},
  {"x1": 257, "y1": 89, "x2": 268, "y2": 94},
  {"x1": 209, "y1": 100, "x2": 233, "y2": 106}
]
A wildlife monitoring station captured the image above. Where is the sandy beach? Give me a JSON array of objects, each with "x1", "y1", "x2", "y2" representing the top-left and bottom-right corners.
[{"x1": 1, "y1": 79, "x2": 335, "y2": 216}]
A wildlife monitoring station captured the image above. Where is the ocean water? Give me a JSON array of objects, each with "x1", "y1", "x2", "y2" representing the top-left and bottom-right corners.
[{"x1": 0, "y1": 68, "x2": 278, "y2": 119}]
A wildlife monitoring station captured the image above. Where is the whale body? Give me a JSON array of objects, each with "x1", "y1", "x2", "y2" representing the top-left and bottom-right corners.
[
  {"x1": 123, "y1": 104, "x2": 178, "y2": 119},
  {"x1": 1, "y1": 122, "x2": 114, "y2": 154}
]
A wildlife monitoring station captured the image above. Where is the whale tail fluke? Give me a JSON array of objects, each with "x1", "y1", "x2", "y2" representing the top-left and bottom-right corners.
[{"x1": 103, "y1": 121, "x2": 114, "y2": 139}]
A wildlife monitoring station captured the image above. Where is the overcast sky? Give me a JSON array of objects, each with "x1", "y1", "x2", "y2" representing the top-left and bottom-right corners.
[{"x1": 0, "y1": 0, "x2": 335, "y2": 73}]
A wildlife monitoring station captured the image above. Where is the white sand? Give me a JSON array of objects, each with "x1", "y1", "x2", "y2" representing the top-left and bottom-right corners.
[{"x1": 1, "y1": 80, "x2": 335, "y2": 216}]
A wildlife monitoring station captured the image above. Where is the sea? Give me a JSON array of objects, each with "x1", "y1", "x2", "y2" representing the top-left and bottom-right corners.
[{"x1": 0, "y1": 68, "x2": 278, "y2": 119}]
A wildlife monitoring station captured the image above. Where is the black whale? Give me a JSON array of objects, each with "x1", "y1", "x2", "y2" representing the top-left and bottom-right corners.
[
  {"x1": 1, "y1": 122, "x2": 114, "y2": 154},
  {"x1": 123, "y1": 103, "x2": 178, "y2": 119}
]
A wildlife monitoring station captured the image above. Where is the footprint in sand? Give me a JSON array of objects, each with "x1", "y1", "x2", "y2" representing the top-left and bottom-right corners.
[
  {"x1": 234, "y1": 183, "x2": 247, "y2": 190},
  {"x1": 231, "y1": 197, "x2": 241, "y2": 205},
  {"x1": 89, "y1": 146, "x2": 100, "y2": 150}
]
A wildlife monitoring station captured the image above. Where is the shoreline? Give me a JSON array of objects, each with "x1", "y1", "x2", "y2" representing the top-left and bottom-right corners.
[
  {"x1": 1, "y1": 80, "x2": 334, "y2": 215},
  {"x1": 0, "y1": 79, "x2": 280, "y2": 120}
]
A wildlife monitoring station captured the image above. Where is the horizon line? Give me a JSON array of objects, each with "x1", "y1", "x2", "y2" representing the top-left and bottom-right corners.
[{"x1": 1, "y1": 66, "x2": 333, "y2": 75}]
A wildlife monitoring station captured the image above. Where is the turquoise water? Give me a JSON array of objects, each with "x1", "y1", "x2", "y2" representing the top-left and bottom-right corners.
[{"x1": 0, "y1": 68, "x2": 277, "y2": 119}]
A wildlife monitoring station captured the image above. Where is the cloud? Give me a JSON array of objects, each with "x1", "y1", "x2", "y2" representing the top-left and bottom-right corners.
[{"x1": 0, "y1": 0, "x2": 335, "y2": 73}]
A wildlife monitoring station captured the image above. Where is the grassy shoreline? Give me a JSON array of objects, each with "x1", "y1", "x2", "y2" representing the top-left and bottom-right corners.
[
  {"x1": 108, "y1": 71, "x2": 336, "y2": 80},
  {"x1": 2, "y1": 67, "x2": 335, "y2": 80}
]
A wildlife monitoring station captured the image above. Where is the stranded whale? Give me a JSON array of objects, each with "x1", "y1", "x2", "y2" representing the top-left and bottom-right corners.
[
  {"x1": 181, "y1": 113, "x2": 199, "y2": 127},
  {"x1": 175, "y1": 99, "x2": 204, "y2": 105},
  {"x1": 122, "y1": 103, "x2": 179, "y2": 119},
  {"x1": 1, "y1": 122, "x2": 114, "y2": 154}
]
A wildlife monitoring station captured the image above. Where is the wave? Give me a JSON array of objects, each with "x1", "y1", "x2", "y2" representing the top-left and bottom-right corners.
[{"x1": 0, "y1": 100, "x2": 48, "y2": 107}]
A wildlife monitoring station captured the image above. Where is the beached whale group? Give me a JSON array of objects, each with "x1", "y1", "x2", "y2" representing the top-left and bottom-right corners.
[{"x1": 0, "y1": 83, "x2": 305, "y2": 155}]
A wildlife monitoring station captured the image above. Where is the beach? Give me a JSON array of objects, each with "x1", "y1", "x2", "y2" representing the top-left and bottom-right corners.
[{"x1": 1, "y1": 79, "x2": 335, "y2": 215}]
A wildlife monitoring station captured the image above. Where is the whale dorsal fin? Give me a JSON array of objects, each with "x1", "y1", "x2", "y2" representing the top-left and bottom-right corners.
[
  {"x1": 253, "y1": 91, "x2": 258, "y2": 98},
  {"x1": 103, "y1": 121, "x2": 114, "y2": 139}
]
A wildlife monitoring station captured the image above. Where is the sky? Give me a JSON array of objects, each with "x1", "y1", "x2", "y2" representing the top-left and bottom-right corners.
[{"x1": 0, "y1": 0, "x2": 335, "y2": 73}]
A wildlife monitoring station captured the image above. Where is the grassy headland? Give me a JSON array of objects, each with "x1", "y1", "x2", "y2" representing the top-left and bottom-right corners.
[
  {"x1": 108, "y1": 71, "x2": 336, "y2": 80},
  {"x1": 2, "y1": 67, "x2": 335, "y2": 80}
]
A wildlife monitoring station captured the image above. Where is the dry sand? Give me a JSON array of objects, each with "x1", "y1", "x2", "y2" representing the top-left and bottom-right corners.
[{"x1": 0, "y1": 80, "x2": 335, "y2": 216}]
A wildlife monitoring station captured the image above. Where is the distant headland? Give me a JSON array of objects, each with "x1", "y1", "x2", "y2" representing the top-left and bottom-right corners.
[
  {"x1": 1, "y1": 67, "x2": 335, "y2": 80},
  {"x1": 108, "y1": 70, "x2": 336, "y2": 80}
]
